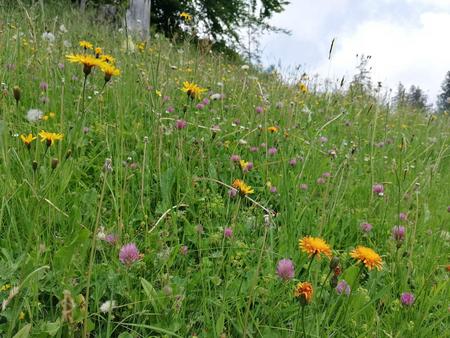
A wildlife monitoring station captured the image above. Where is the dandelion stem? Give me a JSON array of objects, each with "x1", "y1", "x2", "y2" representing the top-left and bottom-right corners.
[
  {"x1": 83, "y1": 172, "x2": 108, "y2": 338},
  {"x1": 301, "y1": 305, "x2": 306, "y2": 338}
]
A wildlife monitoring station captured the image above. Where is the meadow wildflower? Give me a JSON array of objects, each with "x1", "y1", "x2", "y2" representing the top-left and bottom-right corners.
[
  {"x1": 180, "y1": 245, "x2": 188, "y2": 256},
  {"x1": 230, "y1": 154, "x2": 240, "y2": 162},
  {"x1": 276, "y1": 259, "x2": 295, "y2": 281},
  {"x1": 268, "y1": 126, "x2": 279, "y2": 133},
  {"x1": 270, "y1": 186, "x2": 277, "y2": 193},
  {"x1": 289, "y1": 158, "x2": 297, "y2": 166},
  {"x1": 210, "y1": 93, "x2": 222, "y2": 100},
  {"x1": 250, "y1": 146, "x2": 259, "y2": 153},
  {"x1": 224, "y1": 227, "x2": 233, "y2": 238},
  {"x1": 182, "y1": 81, "x2": 206, "y2": 100},
  {"x1": 103, "y1": 158, "x2": 113, "y2": 173},
  {"x1": 100, "y1": 300, "x2": 116, "y2": 313},
  {"x1": 228, "y1": 188, "x2": 238, "y2": 198},
  {"x1": 350, "y1": 246, "x2": 383, "y2": 270},
  {"x1": 20, "y1": 133, "x2": 36, "y2": 149},
  {"x1": 104, "y1": 234, "x2": 118, "y2": 245},
  {"x1": 319, "y1": 136, "x2": 328, "y2": 143},
  {"x1": 66, "y1": 54, "x2": 102, "y2": 76},
  {"x1": 39, "y1": 81, "x2": 48, "y2": 91},
  {"x1": 299, "y1": 183, "x2": 308, "y2": 190},
  {"x1": 180, "y1": 12, "x2": 192, "y2": 21},
  {"x1": 299, "y1": 236, "x2": 332, "y2": 259},
  {"x1": 79, "y1": 40, "x2": 93, "y2": 50},
  {"x1": 316, "y1": 177, "x2": 326, "y2": 185},
  {"x1": 268, "y1": 147, "x2": 277, "y2": 155},
  {"x1": 232, "y1": 179, "x2": 254, "y2": 195},
  {"x1": 255, "y1": 106, "x2": 264, "y2": 113},
  {"x1": 176, "y1": 119, "x2": 187, "y2": 129},
  {"x1": 400, "y1": 292, "x2": 415, "y2": 306},
  {"x1": 294, "y1": 282, "x2": 313, "y2": 305},
  {"x1": 100, "y1": 54, "x2": 115, "y2": 64},
  {"x1": 392, "y1": 226, "x2": 406, "y2": 244},
  {"x1": 95, "y1": 47, "x2": 103, "y2": 57},
  {"x1": 399, "y1": 212, "x2": 408, "y2": 221},
  {"x1": 119, "y1": 243, "x2": 140, "y2": 266},
  {"x1": 100, "y1": 62, "x2": 120, "y2": 82},
  {"x1": 360, "y1": 222, "x2": 373, "y2": 233},
  {"x1": 299, "y1": 83, "x2": 308, "y2": 93},
  {"x1": 42, "y1": 31, "x2": 55, "y2": 43},
  {"x1": 372, "y1": 184, "x2": 384, "y2": 196},
  {"x1": 196, "y1": 103, "x2": 204, "y2": 110},
  {"x1": 38, "y1": 131, "x2": 63, "y2": 146},
  {"x1": 336, "y1": 280, "x2": 351, "y2": 296}
]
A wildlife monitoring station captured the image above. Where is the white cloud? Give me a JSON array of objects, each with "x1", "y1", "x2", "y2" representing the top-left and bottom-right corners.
[
  {"x1": 316, "y1": 11, "x2": 450, "y2": 101},
  {"x1": 261, "y1": 0, "x2": 450, "y2": 104}
]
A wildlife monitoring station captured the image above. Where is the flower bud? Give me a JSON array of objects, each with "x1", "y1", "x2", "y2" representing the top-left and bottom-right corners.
[
  {"x1": 32, "y1": 160, "x2": 38, "y2": 171},
  {"x1": 51, "y1": 158, "x2": 59, "y2": 169},
  {"x1": 329, "y1": 257, "x2": 340, "y2": 270},
  {"x1": 13, "y1": 86, "x2": 21, "y2": 103}
]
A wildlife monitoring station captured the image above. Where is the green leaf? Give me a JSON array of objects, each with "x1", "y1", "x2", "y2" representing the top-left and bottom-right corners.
[
  {"x1": 44, "y1": 320, "x2": 61, "y2": 336},
  {"x1": 13, "y1": 324, "x2": 31, "y2": 338},
  {"x1": 141, "y1": 278, "x2": 161, "y2": 312},
  {"x1": 215, "y1": 313, "x2": 225, "y2": 336}
]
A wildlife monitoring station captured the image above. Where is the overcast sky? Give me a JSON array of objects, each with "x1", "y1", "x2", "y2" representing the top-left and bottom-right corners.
[{"x1": 260, "y1": 0, "x2": 450, "y2": 104}]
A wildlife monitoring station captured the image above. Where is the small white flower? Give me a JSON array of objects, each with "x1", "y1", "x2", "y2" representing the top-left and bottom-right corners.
[
  {"x1": 59, "y1": 24, "x2": 68, "y2": 33},
  {"x1": 97, "y1": 226, "x2": 106, "y2": 240},
  {"x1": 63, "y1": 40, "x2": 71, "y2": 48},
  {"x1": 42, "y1": 32, "x2": 55, "y2": 43},
  {"x1": 100, "y1": 300, "x2": 116, "y2": 313},
  {"x1": 26, "y1": 109, "x2": 43, "y2": 122},
  {"x1": 217, "y1": 82, "x2": 224, "y2": 87},
  {"x1": 210, "y1": 93, "x2": 222, "y2": 101},
  {"x1": 239, "y1": 139, "x2": 247, "y2": 145},
  {"x1": 241, "y1": 65, "x2": 249, "y2": 70}
]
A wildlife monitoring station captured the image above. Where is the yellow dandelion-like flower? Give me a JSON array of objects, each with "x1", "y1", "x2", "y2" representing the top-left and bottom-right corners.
[
  {"x1": 95, "y1": 47, "x2": 103, "y2": 57},
  {"x1": 38, "y1": 130, "x2": 63, "y2": 147},
  {"x1": 137, "y1": 42, "x2": 146, "y2": 52},
  {"x1": 267, "y1": 126, "x2": 279, "y2": 133},
  {"x1": 293, "y1": 282, "x2": 313, "y2": 305},
  {"x1": 232, "y1": 179, "x2": 254, "y2": 196},
  {"x1": 299, "y1": 83, "x2": 308, "y2": 93},
  {"x1": 20, "y1": 133, "x2": 37, "y2": 148},
  {"x1": 181, "y1": 81, "x2": 207, "y2": 100},
  {"x1": 350, "y1": 246, "x2": 383, "y2": 271},
  {"x1": 100, "y1": 54, "x2": 115, "y2": 64},
  {"x1": 99, "y1": 62, "x2": 120, "y2": 82},
  {"x1": 66, "y1": 54, "x2": 102, "y2": 76},
  {"x1": 18, "y1": 311, "x2": 25, "y2": 320},
  {"x1": 79, "y1": 40, "x2": 93, "y2": 50},
  {"x1": 180, "y1": 12, "x2": 192, "y2": 21},
  {"x1": 299, "y1": 236, "x2": 332, "y2": 259}
]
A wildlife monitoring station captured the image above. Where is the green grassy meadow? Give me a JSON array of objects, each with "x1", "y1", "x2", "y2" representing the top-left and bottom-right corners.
[{"x1": 0, "y1": 3, "x2": 449, "y2": 337}]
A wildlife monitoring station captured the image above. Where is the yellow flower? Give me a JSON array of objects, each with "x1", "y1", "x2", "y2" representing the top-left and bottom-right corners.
[
  {"x1": 239, "y1": 160, "x2": 249, "y2": 170},
  {"x1": 232, "y1": 179, "x2": 254, "y2": 196},
  {"x1": 66, "y1": 54, "x2": 102, "y2": 75},
  {"x1": 20, "y1": 133, "x2": 37, "y2": 148},
  {"x1": 294, "y1": 282, "x2": 313, "y2": 305},
  {"x1": 100, "y1": 54, "x2": 115, "y2": 64},
  {"x1": 155, "y1": 90, "x2": 162, "y2": 97},
  {"x1": 79, "y1": 40, "x2": 93, "y2": 50},
  {"x1": 299, "y1": 236, "x2": 332, "y2": 259},
  {"x1": 1, "y1": 284, "x2": 11, "y2": 292},
  {"x1": 95, "y1": 47, "x2": 103, "y2": 57},
  {"x1": 18, "y1": 312, "x2": 25, "y2": 320},
  {"x1": 42, "y1": 115, "x2": 49, "y2": 121},
  {"x1": 267, "y1": 126, "x2": 279, "y2": 133},
  {"x1": 181, "y1": 81, "x2": 207, "y2": 100},
  {"x1": 49, "y1": 112, "x2": 56, "y2": 118},
  {"x1": 299, "y1": 83, "x2": 308, "y2": 93},
  {"x1": 180, "y1": 12, "x2": 192, "y2": 21},
  {"x1": 350, "y1": 246, "x2": 383, "y2": 271},
  {"x1": 38, "y1": 131, "x2": 64, "y2": 146},
  {"x1": 137, "y1": 42, "x2": 145, "y2": 52},
  {"x1": 99, "y1": 62, "x2": 120, "y2": 82}
]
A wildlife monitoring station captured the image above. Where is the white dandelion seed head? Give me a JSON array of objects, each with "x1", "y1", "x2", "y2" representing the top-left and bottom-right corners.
[
  {"x1": 100, "y1": 300, "x2": 116, "y2": 313},
  {"x1": 26, "y1": 109, "x2": 44, "y2": 122},
  {"x1": 42, "y1": 32, "x2": 55, "y2": 43}
]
